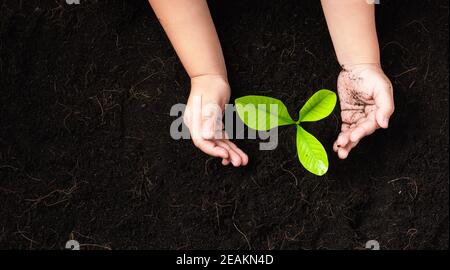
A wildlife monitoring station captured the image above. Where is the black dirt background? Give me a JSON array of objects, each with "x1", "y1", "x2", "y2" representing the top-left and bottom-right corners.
[{"x1": 0, "y1": 0, "x2": 448, "y2": 250}]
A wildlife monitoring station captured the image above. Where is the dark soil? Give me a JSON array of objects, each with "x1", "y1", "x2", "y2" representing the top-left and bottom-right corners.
[{"x1": 0, "y1": 0, "x2": 448, "y2": 250}]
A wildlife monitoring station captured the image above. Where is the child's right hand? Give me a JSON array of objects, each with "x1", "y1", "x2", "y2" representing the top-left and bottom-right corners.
[
  {"x1": 333, "y1": 64, "x2": 395, "y2": 159},
  {"x1": 183, "y1": 75, "x2": 249, "y2": 167}
]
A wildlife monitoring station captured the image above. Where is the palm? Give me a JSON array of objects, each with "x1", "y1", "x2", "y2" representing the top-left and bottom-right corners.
[{"x1": 338, "y1": 70, "x2": 377, "y2": 132}]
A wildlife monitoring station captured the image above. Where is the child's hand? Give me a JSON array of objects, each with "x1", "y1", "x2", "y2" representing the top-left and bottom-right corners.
[
  {"x1": 333, "y1": 64, "x2": 394, "y2": 159},
  {"x1": 184, "y1": 75, "x2": 249, "y2": 167}
]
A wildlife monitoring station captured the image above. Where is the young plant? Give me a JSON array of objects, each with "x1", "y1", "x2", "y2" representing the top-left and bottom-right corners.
[{"x1": 235, "y1": 90, "x2": 337, "y2": 176}]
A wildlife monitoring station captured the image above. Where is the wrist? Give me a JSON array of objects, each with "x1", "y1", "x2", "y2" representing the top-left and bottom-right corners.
[
  {"x1": 340, "y1": 62, "x2": 382, "y2": 73},
  {"x1": 190, "y1": 73, "x2": 228, "y2": 83},
  {"x1": 336, "y1": 50, "x2": 380, "y2": 70},
  {"x1": 190, "y1": 74, "x2": 230, "y2": 103},
  {"x1": 341, "y1": 62, "x2": 380, "y2": 69}
]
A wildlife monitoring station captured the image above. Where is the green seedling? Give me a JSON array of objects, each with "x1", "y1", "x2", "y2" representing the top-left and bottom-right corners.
[{"x1": 235, "y1": 89, "x2": 337, "y2": 176}]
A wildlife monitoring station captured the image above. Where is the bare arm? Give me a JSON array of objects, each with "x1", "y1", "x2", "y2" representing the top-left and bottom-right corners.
[
  {"x1": 148, "y1": 0, "x2": 248, "y2": 167},
  {"x1": 321, "y1": 0, "x2": 380, "y2": 66},
  {"x1": 148, "y1": 0, "x2": 226, "y2": 78}
]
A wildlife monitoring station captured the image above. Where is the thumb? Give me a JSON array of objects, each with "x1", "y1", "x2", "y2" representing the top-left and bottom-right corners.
[{"x1": 374, "y1": 82, "x2": 395, "y2": 129}]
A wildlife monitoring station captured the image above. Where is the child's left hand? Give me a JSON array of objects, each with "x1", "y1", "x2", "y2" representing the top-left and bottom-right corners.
[{"x1": 333, "y1": 64, "x2": 395, "y2": 159}]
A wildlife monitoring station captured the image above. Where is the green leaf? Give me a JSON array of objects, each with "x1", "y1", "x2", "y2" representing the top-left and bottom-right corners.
[
  {"x1": 296, "y1": 126, "x2": 328, "y2": 176},
  {"x1": 299, "y1": 89, "x2": 337, "y2": 122},
  {"x1": 235, "y1": 95, "x2": 295, "y2": 131}
]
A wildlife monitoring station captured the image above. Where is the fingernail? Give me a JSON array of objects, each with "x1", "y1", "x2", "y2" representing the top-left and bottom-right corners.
[{"x1": 384, "y1": 117, "x2": 389, "y2": 127}]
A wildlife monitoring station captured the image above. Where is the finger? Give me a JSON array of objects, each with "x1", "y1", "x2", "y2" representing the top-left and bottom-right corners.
[
  {"x1": 336, "y1": 131, "x2": 351, "y2": 148},
  {"x1": 193, "y1": 138, "x2": 229, "y2": 159},
  {"x1": 337, "y1": 140, "x2": 359, "y2": 159},
  {"x1": 337, "y1": 147, "x2": 349, "y2": 159},
  {"x1": 216, "y1": 140, "x2": 242, "y2": 167},
  {"x1": 221, "y1": 132, "x2": 248, "y2": 165},
  {"x1": 333, "y1": 140, "x2": 342, "y2": 152},
  {"x1": 223, "y1": 140, "x2": 249, "y2": 166},
  {"x1": 350, "y1": 119, "x2": 379, "y2": 143},
  {"x1": 334, "y1": 124, "x2": 351, "y2": 152},
  {"x1": 219, "y1": 133, "x2": 235, "y2": 166},
  {"x1": 373, "y1": 82, "x2": 395, "y2": 128}
]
